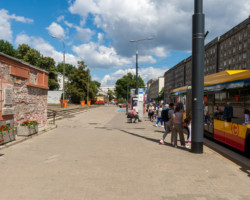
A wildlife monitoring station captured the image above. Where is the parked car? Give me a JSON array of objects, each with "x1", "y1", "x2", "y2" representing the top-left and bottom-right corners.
[{"x1": 118, "y1": 103, "x2": 127, "y2": 108}]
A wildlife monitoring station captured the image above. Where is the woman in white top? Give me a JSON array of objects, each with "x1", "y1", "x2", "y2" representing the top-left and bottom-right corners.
[{"x1": 148, "y1": 103, "x2": 155, "y2": 122}]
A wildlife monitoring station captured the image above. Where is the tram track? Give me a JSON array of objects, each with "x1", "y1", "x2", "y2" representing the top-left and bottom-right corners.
[{"x1": 47, "y1": 105, "x2": 100, "y2": 119}]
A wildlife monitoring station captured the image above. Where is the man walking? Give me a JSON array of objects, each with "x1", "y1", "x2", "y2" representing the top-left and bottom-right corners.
[{"x1": 159, "y1": 103, "x2": 174, "y2": 145}]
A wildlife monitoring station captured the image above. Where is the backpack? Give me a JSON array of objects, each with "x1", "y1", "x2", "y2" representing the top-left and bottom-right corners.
[{"x1": 161, "y1": 108, "x2": 169, "y2": 122}]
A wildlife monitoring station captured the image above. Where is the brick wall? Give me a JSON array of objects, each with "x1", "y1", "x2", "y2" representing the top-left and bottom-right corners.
[{"x1": 0, "y1": 53, "x2": 48, "y2": 127}]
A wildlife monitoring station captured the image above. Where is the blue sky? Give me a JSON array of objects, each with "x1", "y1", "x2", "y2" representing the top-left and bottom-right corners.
[{"x1": 0, "y1": 0, "x2": 249, "y2": 86}]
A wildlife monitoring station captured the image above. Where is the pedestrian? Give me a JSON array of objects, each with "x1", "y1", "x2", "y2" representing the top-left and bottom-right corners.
[
  {"x1": 243, "y1": 109, "x2": 250, "y2": 125},
  {"x1": 223, "y1": 102, "x2": 233, "y2": 122},
  {"x1": 148, "y1": 103, "x2": 154, "y2": 122},
  {"x1": 159, "y1": 103, "x2": 174, "y2": 145},
  {"x1": 155, "y1": 104, "x2": 163, "y2": 127},
  {"x1": 171, "y1": 106, "x2": 187, "y2": 148},
  {"x1": 153, "y1": 102, "x2": 157, "y2": 121},
  {"x1": 129, "y1": 109, "x2": 141, "y2": 123}
]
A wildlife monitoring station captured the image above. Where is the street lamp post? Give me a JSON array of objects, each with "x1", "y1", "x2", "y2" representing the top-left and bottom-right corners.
[
  {"x1": 129, "y1": 38, "x2": 153, "y2": 95},
  {"x1": 191, "y1": 0, "x2": 205, "y2": 153},
  {"x1": 126, "y1": 69, "x2": 129, "y2": 114},
  {"x1": 87, "y1": 69, "x2": 89, "y2": 105},
  {"x1": 52, "y1": 36, "x2": 65, "y2": 108}
]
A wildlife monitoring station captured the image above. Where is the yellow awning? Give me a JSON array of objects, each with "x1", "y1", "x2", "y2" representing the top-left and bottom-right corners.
[
  {"x1": 170, "y1": 85, "x2": 188, "y2": 93},
  {"x1": 204, "y1": 70, "x2": 250, "y2": 86}
]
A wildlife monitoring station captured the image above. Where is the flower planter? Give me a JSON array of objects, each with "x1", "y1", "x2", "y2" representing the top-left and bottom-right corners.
[
  {"x1": 87, "y1": 100, "x2": 91, "y2": 105},
  {"x1": 17, "y1": 125, "x2": 38, "y2": 136},
  {"x1": 0, "y1": 131, "x2": 16, "y2": 144}
]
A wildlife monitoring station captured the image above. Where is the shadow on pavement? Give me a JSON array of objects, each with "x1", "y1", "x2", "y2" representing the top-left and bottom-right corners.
[{"x1": 118, "y1": 129, "x2": 190, "y2": 152}]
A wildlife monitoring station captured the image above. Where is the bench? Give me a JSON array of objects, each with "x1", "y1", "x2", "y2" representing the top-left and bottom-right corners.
[
  {"x1": 127, "y1": 117, "x2": 133, "y2": 123},
  {"x1": 127, "y1": 113, "x2": 134, "y2": 123}
]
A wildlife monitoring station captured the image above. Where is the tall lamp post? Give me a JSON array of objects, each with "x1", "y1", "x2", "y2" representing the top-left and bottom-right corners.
[
  {"x1": 126, "y1": 69, "x2": 129, "y2": 114},
  {"x1": 87, "y1": 68, "x2": 90, "y2": 105},
  {"x1": 51, "y1": 35, "x2": 65, "y2": 108},
  {"x1": 191, "y1": 0, "x2": 205, "y2": 153},
  {"x1": 129, "y1": 38, "x2": 153, "y2": 95}
]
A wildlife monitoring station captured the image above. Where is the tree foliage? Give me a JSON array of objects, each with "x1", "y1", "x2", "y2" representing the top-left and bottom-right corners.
[
  {"x1": 56, "y1": 62, "x2": 76, "y2": 76},
  {"x1": 16, "y1": 44, "x2": 59, "y2": 90},
  {"x1": 115, "y1": 72, "x2": 145, "y2": 99},
  {"x1": 157, "y1": 87, "x2": 164, "y2": 101},
  {"x1": 38, "y1": 56, "x2": 59, "y2": 90},
  {"x1": 107, "y1": 89, "x2": 116, "y2": 101},
  {"x1": 93, "y1": 81, "x2": 101, "y2": 88},
  {"x1": 65, "y1": 61, "x2": 98, "y2": 103},
  {"x1": 0, "y1": 40, "x2": 17, "y2": 57}
]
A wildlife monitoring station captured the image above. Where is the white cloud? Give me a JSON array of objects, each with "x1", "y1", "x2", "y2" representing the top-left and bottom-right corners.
[
  {"x1": 72, "y1": 42, "x2": 131, "y2": 69},
  {"x1": 69, "y1": 0, "x2": 250, "y2": 57},
  {"x1": 100, "y1": 66, "x2": 168, "y2": 86},
  {"x1": 15, "y1": 33, "x2": 78, "y2": 66},
  {"x1": 97, "y1": 33, "x2": 104, "y2": 43},
  {"x1": 46, "y1": 22, "x2": 66, "y2": 38},
  {"x1": 57, "y1": 15, "x2": 65, "y2": 22},
  {"x1": 0, "y1": 9, "x2": 33, "y2": 42}
]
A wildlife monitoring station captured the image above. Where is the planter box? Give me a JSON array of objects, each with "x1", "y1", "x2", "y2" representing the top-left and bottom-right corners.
[
  {"x1": 17, "y1": 125, "x2": 38, "y2": 136},
  {"x1": 0, "y1": 131, "x2": 16, "y2": 144}
]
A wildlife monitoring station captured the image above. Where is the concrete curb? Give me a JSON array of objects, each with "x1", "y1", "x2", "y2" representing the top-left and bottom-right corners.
[{"x1": 0, "y1": 124, "x2": 57, "y2": 150}]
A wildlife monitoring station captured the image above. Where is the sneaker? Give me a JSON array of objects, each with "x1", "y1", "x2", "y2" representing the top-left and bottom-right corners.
[
  {"x1": 154, "y1": 124, "x2": 158, "y2": 127},
  {"x1": 159, "y1": 140, "x2": 165, "y2": 145},
  {"x1": 161, "y1": 125, "x2": 164, "y2": 127},
  {"x1": 204, "y1": 123, "x2": 207, "y2": 126},
  {"x1": 185, "y1": 144, "x2": 189, "y2": 148}
]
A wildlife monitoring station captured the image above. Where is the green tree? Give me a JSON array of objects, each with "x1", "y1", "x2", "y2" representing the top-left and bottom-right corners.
[
  {"x1": 23, "y1": 48, "x2": 41, "y2": 66},
  {"x1": 115, "y1": 72, "x2": 145, "y2": 99},
  {"x1": 38, "y1": 56, "x2": 59, "y2": 90},
  {"x1": 157, "y1": 87, "x2": 164, "y2": 101},
  {"x1": 17, "y1": 44, "x2": 31, "y2": 59},
  {"x1": 107, "y1": 89, "x2": 116, "y2": 101},
  {"x1": 65, "y1": 61, "x2": 89, "y2": 103},
  {"x1": 93, "y1": 81, "x2": 101, "y2": 88},
  {"x1": 56, "y1": 62, "x2": 76, "y2": 76},
  {"x1": 0, "y1": 40, "x2": 17, "y2": 57}
]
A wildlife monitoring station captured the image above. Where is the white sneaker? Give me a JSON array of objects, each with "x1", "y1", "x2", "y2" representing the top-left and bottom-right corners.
[
  {"x1": 159, "y1": 140, "x2": 165, "y2": 145},
  {"x1": 161, "y1": 125, "x2": 164, "y2": 127},
  {"x1": 154, "y1": 124, "x2": 158, "y2": 127}
]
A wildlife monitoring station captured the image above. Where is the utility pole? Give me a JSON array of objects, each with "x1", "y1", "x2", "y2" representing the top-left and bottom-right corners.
[
  {"x1": 191, "y1": 0, "x2": 205, "y2": 153},
  {"x1": 51, "y1": 35, "x2": 65, "y2": 108}
]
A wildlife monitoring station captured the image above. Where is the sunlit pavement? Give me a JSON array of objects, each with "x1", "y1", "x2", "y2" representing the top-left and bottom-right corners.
[{"x1": 0, "y1": 105, "x2": 249, "y2": 200}]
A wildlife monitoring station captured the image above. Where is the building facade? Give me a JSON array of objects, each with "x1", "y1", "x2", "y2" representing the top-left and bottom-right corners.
[
  {"x1": 147, "y1": 77, "x2": 164, "y2": 101},
  {"x1": 99, "y1": 85, "x2": 115, "y2": 93},
  {"x1": 164, "y1": 16, "x2": 250, "y2": 103},
  {"x1": 0, "y1": 52, "x2": 49, "y2": 128}
]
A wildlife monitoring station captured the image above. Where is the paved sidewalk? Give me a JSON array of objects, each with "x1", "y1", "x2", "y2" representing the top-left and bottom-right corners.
[{"x1": 0, "y1": 105, "x2": 249, "y2": 200}]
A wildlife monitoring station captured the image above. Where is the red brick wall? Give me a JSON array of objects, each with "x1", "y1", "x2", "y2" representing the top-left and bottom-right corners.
[{"x1": 0, "y1": 54, "x2": 48, "y2": 127}]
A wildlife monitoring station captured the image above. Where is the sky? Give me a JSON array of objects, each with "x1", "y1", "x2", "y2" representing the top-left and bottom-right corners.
[{"x1": 0, "y1": 0, "x2": 249, "y2": 86}]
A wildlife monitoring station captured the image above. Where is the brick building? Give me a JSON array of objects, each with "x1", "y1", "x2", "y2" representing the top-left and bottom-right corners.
[{"x1": 0, "y1": 52, "x2": 49, "y2": 128}]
